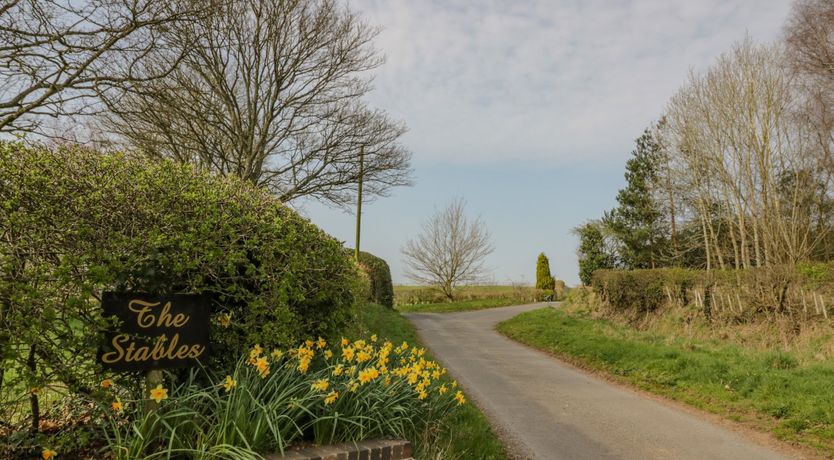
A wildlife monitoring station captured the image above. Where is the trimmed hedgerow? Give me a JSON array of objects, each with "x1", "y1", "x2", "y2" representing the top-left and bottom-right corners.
[
  {"x1": 356, "y1": 251, "x2": 394, "y2": 308},
  {"x1": 0, "y1": 142, "x2": 361, "y2": 429},
  {"x1": 591, "y1": 265, "x2": 834, "y2": 320}
]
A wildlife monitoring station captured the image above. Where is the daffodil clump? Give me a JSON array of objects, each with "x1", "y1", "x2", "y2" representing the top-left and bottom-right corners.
[{"x1": 98, "y1": 335, "x2": 467, "y2": 460}]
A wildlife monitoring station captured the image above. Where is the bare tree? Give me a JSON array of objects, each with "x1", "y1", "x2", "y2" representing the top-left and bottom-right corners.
[
  {"x1": 785, "y1": 0, "x2": 834, "y2": 174},
  {"x1": 664, "y1": 38, "x2": 833, "y2": 269},
  {"x1": 0, "y1": 0, "x2": 205, "y2": 135},
  {"x1": 102, "y1": 0, "x2": 411, "y2": 207},
  {"x1": 402, "y1": 199, "x2": 494, "y2": 300}
]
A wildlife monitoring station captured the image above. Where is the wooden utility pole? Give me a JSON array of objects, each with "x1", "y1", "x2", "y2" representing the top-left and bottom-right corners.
[{"x1": 355, "y1": 146, "x2": 364, "y2": 262}]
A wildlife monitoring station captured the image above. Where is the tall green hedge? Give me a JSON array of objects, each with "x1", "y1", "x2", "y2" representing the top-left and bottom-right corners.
[
  {"x1": 0, "y1": 142, "x2": 361, "y2": 402},
  {"x1": 356, "y1": 251, "x2": 394, "y2": 308}
]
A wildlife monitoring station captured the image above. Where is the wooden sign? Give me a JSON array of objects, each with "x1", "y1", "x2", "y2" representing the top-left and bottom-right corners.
[{"x1": 99, "y1": 292, "x2": 210, "y2": 371}]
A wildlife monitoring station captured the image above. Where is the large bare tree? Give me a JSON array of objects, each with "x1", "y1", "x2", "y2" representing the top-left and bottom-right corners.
[
  {"x1": 102, "y1": 0, "x2": 411, "y2": 207},
  {"x1": 664, "y1": 38, "x2": 833, "y2": 269},
  {"x1": 785, "y1": 0, "x2": 834, "y2": 174},
  {"x1": 0, "y1": 0, "x2": 205, "y2": 134},
  {"x1": 402, "y1": 199, "x2": 494, "y2": 300}
]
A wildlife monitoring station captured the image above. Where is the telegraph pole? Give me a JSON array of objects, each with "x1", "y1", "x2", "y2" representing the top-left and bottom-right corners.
[{"x1": 355, "y1": 145, "x2": 364, "y2": 262}]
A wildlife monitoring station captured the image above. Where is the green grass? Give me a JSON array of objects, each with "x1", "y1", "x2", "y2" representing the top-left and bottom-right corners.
[
  {"x1": 394, "y1": 284, "x2": 542, "y2": 313},
  {"x1": 497, "y1": 307, "x2": 834, "y2": 456},
  {"x1": 396, "y1": 297, "x2": 524, "y2": 313},
  {"x1": 350, "y1": 304, "x2": 506, "y2": 460}
]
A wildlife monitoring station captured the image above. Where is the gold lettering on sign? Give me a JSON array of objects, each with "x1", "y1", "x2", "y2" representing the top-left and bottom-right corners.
[
  {"x1": 103, "y1": 297, "x2": 205, "y2": 367},
  {"x1": 101, "y1": 333, "x2": 206, "y2": 364},
  {"x1": 129, "y1": 299, "x2": 190, "y2": 328}
]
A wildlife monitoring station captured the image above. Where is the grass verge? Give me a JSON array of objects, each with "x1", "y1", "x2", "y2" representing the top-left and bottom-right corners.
[
  {"x1": 350, "y1": 304, "x2": 506, "y2": 460},
  {"x1": 497, "y1": 307, "x2": 834, "y2": 456}
]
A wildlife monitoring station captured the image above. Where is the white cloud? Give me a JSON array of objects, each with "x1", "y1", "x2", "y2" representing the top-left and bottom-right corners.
[{"x1": 349, "y1": 0, "x2": 793, "y2": 164}]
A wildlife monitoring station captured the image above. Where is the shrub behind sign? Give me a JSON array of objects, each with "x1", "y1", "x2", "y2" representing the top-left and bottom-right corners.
[{"x1": 99, "y1": 292, "x2": 210, "y2": 371}]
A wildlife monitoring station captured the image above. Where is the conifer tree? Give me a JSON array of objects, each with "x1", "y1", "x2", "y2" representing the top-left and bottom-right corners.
[{"x1": 535, "y1": 253, "x2": 556, "y2": 290}]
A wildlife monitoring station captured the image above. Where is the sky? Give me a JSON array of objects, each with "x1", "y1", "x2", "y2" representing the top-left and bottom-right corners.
[{"x1": 297, "y1": 0, "x2": 794, "y2": 286}]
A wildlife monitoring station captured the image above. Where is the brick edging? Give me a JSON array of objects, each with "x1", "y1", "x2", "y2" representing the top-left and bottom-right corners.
[{"x1": 265, "y1": 439, "x2": 413, "y2": 460}]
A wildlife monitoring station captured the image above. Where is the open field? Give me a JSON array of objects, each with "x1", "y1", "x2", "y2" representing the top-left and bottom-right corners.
[
  {"x1": 396, "y1": 297, "x2": 524, "y2": 313},
  {"x1": 348, "y1": 304, "x2": 507, "y2": 460},
  {"x1": 394, "y1": 285, "x2": 545, "y2": 313},
  {"x1": 498, "y1": 306, "x2": 834, "y2": 456}
]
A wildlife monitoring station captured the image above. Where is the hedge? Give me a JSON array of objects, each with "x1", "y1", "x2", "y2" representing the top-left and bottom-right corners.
[
  {"x1": 591, "y1": 264, "x2": 834, "y2": 320},
  {"x1": 0, "y1": 142, "x2": 361, "y2": 409},
  {"x1": 356, "y1": 251, "x2": 394, "y2": 308}
]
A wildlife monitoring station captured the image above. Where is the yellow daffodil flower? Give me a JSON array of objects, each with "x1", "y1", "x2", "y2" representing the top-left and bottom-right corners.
[
  {"x1": 223, "y1": 375, "x2": 237, "y2": 392},
  {"x1": 217, "y1": 312, "x2": 232, "y2": 328},
  {"x1": 251, "y1": 344, "x2": 263, "y2": 357},
  {"x1": 149, "y1": 384, "x2": 168, "y2": 403},
  {"x1": 324, "y1": 391, "x2": 339, "y2": 405},
  {"x1": 255, "y1": 357, "x2": 270, "y2": 378},
  {"x1": 455, "y1": 390, "x2": 466, "y2": 405},
  {"x1": 42, "y1": 448, "x2": 57, "y2": 460},
  {"x1": 297, "y1": 357, "x2": 310, "y2": 374},
  {"x1": 101, "y1": 379, "x2": 112, "y2": 389},
  {"x1": 111, "y1": 398, "x2": 123, "y2": 413},
  {"x1": 311, "y1": 379, "x2": 329, "y2": 391},
  {"x1": 358, "y1": 367, "x2": 380, "y2": 384}
]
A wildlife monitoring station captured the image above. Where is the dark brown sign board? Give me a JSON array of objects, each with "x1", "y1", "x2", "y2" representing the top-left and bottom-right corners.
[{"x1": 99, "y1": 292, "x2": 210, "y2": 371}]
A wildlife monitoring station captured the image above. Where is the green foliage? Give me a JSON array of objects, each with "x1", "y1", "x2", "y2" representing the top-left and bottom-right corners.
[
  {"x1": 574, "y1": 221, "x2": 616, "y2": 285},
  {"x1": 0, "y1": 142, "x2": 360, "y2": 442},
  {"x1": 591, "y1": 269, "x2": 669, "y2": 313},
  {"x1": 498, "y1": 307, "x2": 834, "y2": 456},
  {"x1": 355, "y1": 251, "x2": 394, "y2": 308},
  {"x1": 604, "y1": 126, "x2": 668, "y2": 269},
  {"x1": 98, "y1": 335, "x2": 463, "y2": 459},
  {"x1": 535, "y1": 253, "x2": 555, "y2": 290}
]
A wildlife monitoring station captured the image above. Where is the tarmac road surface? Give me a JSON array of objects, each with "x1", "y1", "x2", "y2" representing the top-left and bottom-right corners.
[{"x1": 406, "y1": 303, "x2": 799, "y2": 460}]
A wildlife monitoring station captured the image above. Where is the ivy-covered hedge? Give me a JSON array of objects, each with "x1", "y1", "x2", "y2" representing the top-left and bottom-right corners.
[
  {"x1": 0, "y1": 142, "x2": 361, "y2": 404},
  {"x1": 356, "y1": 251, "x2": 394, "y2": 308},
  {"x1": 591, "y1": 264, "x2": 834, "y2": 320}
]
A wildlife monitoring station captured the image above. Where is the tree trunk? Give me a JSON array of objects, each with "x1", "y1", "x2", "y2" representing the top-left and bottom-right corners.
[{"x1": 28, "y1": 346, "x2": 39, "y2": 435}]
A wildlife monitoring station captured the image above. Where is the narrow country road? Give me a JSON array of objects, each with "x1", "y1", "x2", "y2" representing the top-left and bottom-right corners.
[{"x1": 406, "y1": 303, "x2": 798, "y2": 460}]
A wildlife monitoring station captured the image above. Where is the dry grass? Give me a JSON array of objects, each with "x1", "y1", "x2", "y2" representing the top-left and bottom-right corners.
[{"x1": 565, "y1": 288, "x2": 834, "y2": 365}]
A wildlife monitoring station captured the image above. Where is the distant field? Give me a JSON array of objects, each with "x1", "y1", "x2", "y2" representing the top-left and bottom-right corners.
[{"x1": 394, "y1": 285, "x2": 543, "y2": 313}]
